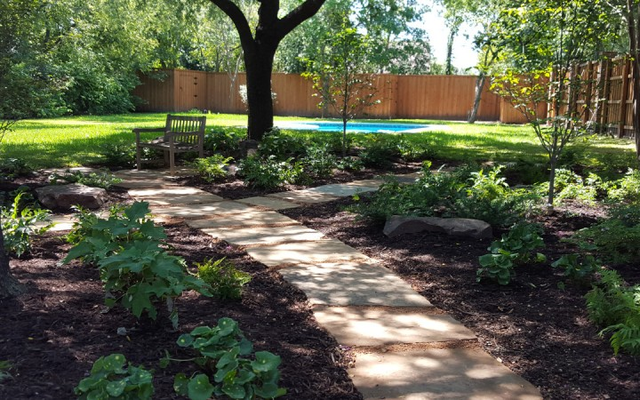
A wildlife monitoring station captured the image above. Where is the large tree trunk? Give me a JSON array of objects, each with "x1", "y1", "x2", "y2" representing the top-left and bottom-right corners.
[
  {"x1": 245, "y1": 45, "x2": 277, "y2": 141},
  {"x1": 0, "y1": 223, "x2": 24, "y2": 299},
  {"x1": 468, "y1": 73, "x2": 487, "y2": 123}
]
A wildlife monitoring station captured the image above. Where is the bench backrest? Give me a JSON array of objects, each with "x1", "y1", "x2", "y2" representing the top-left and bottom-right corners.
[{"x1": 165, "y1": 115, "x2": 206, "y2": 144}]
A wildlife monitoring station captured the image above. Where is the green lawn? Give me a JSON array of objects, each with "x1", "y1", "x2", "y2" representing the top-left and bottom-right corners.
[{"x1": 1, "y1": 112, "x2": 636, "y2": 170}]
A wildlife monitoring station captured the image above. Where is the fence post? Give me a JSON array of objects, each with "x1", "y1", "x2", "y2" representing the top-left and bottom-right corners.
[
  {"x1": 619, "y1": 58, "x2": 630, "y2": 138},
  {"x1": 596, "y1": 58, "x2": 611, "y2": 134}
]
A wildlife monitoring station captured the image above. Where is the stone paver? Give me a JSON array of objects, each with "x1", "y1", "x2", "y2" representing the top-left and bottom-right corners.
[
  {"x1": 278, "y1": 261, "x2": 431, "y2": 307},
  {"x1": 138, "y1": 193, "x2": 224, "y2": 206},
  {"x1": 129, "y1": 187, "x2": 214, "y2": 197},
  {"x1": 236, "y1": 196, "x2": 299, "y2": 210},
  {"x1": 313, "y1": 306, "x2": 475, "y2": 346},
  {"x1": 187, "y1": 210, "x2": 299, "y2": 229},
  {"x1": 199, "y1": 225, "x2": 325, "y2": 246},
  {"x1": 351, "y1": 348, "x2": 542, "y2": 400},
  {"x1": 266, "y1": 190, "x2": 339, "y2": 204},
  {"x1": 114, "y1": 167, "x2": 194, "y2": 179},
  {"x1": 149, "y1": 201, "x2": 256, "y2": 218},
  {"x1": 115, "y1": 179, "x2": 178, "y2": 189},
  {"x1": 305, "y1": 183, "x2": 379, "y2": 197},
  {"x1": 247, "y1": 240, "x2": 369, "y2": 267},
  {"x1": 36, "y1": 214, "x2": 77, "y2": 232}
]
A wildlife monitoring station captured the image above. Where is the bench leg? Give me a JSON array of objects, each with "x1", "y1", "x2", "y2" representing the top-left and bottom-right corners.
[
  {"x1": 169, "y1": 151, "x2": 176, "y2": 174},
  {"x1": 136, "y1": 146, "x2": 142, "y2": 171}
]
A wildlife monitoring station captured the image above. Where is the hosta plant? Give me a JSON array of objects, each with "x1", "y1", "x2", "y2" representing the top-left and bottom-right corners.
[
  {"x1": 74, "y1": 354, "x2": 154, "y2": 400},
  {"x1": 164, "y1": 318, "x2": 286, "y2": 400}
]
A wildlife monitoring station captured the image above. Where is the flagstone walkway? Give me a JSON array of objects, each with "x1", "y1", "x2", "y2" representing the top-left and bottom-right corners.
[{"x1": 68, "y1": 168, "x2": 543, "y2": 399}]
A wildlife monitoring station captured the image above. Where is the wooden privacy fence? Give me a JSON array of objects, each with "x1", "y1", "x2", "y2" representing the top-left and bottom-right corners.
[{"x1": 133, "y1": 70, "x2": 515, "y2": 123}]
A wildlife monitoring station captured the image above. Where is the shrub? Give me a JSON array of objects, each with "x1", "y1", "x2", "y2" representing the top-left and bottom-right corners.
[
  {"x1": 63, "y1": 202, "x2": 211, "y2": 327},
  {"x1": 74, "y1": 354, "x2": 154, "y2": 400},
  {"x1": 0, "y1": 158, "x2": 32, "y2": 181},
  {"x1": 572, "y1": 219, "x2": 640, "y2": 264},
  {"x1": 585, "y1": 270, "x2": 640, "y2": 356},
  {"x1": 503, "y1": 159, "x2": 547, "y2": 185},
  {"x1": 238, "y1": 155, "x2": 306, "y2": 189},
  {"x1": 352, "y1": 163, "x2": 540, "y2": 228},
  {"x1": 190, "y1": 154, "x2": 233, "y2": 183},
  {"x1": 336, "y1": 156, "x2": 364, "y2": 172},
  {"x1": 258, "y1": 128, "x2": 307, "y2": 160},
  {"x1": 1, "y1": 190, "x2": 51, "y2": 257},
  {"x1": 302, "y1": 144, "x2": 337, "y2": 179},
  {"x1": 550, "y1": 168, "x2": 601, "y2": 204},
  {"x1": 167, "y1": 318, "x2": 286, "y2": 400},
  {"x1": 205, "y1": 127, "x2": 246, "y2": 158},
  {"x1": 100, "y1": 143, "x2": 137, "y2": 169},
  {"x1": 49, "y1": 169, "x2": 123, "y2": 189},
  {"x1": 196, "y1": 258, "x2": 251, "y2": 300},
  {"x1": 551, "y1": 254, "x2": 601, "y2": 284},
  {"x1": 607, "y1": 168, "x2": 640, "y2": 202},
  {"x1": 477, "y1": 222, "x2": 546, "y2": 285},
  {"x1": 357, "y1": 136, "x2": 399, "y2": 168}
]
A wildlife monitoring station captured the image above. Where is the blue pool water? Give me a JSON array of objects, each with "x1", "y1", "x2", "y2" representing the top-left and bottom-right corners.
[{"x1": 276, "y1": 121, "x2": 436, "y2": 133}]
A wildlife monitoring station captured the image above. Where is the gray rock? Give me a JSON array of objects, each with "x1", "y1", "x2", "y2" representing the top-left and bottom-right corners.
[
  {"x1": 36, "y1": 183, "x2": 107, "y2": 210},
  {"x1": 383, "y1": 215, "x2": 492, "y2": 239}
]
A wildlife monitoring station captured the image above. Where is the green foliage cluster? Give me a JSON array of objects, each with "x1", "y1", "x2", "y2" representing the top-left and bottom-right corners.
[
  {"x1": 550, "y1": 168, "x2": 602, "y2": 204},
  {"x1": 301, "y1": 144, "x2": 338, "y2": 179},
  {"x1": 1, "y1": 190, "x2": 51, "y2": 257},
  {"x1": 0, "y1": 158, "x2": 32, "y2": 181},
  {"x1": 63, "y1": 202, "x2": 210, "y2": 327},
  {"x1": 49, "y1": 169, "x2": 123, "y2": 189},
  {"x1": 0, "y1": 360, "x2": 12, "y2": 383},
  {"x1": 196, "y1": 258, "x2": 251, "y2": 300},
  {"x1": 169, "y1": 318, "x2": 286, "y2": 400},
  {"x1": 607, "y1": 168, "x2": 640, "y2": 203},
  {"x1": 75, "y1": 354, "x2": 154, "y2": 400},
  {"x1": 100, "y1": 143, "x2": 138, "y2": 169},
  {"x1": 352, "y1": 162, "x2": 541, "y2": 228},
  {"x1": 189, "y1": 155, "x2": 234, "y2": 183},
  {"x1": 585, "y1": 270, "x2": 640, "y2": 356},
  {"x1": 477, "y1": 222, "x2": 546, "y2": 285},
  {"x1": 572, "y1": 204, "x2": 640, "y2": 264},
  {"x1": 205, "y1": 128, "x2": 247, "y2": 159},
  {"x1": 238, "y1": 155, "x2": 306, "y2": 189},
  {"x1": 551, "y1": 254, "x2": 601, "y2": 285}
]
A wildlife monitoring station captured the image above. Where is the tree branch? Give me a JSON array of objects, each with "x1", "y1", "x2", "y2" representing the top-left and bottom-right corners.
[
  {"x1": 277, "y1": 0, "x2": 327, "y2": 40},
  {"x1": 208, "y1": 0, "x2": 255, "y2": 51}
]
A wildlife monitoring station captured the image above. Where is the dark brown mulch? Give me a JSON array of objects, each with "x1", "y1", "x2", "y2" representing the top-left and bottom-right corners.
[
  {"x1": 280, "y1": 198, "x2": 640, "y2": 400},
  {"x1": 0, "y1": 223, "x2": 361, "y2": 400}
]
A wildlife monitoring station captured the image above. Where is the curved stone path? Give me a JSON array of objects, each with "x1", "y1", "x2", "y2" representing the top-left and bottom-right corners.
[{"x1": 63, "y1": 168, "x2": 542, "y2": 399}]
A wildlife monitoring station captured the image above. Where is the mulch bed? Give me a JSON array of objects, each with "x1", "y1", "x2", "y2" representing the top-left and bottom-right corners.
[
  {"x1": 0, "y1": 220, "x2": 360, "y2": 399},
  {"x1": 3, "y1": 166, "x2": 640, "y2": 399},
  {"x1": 280, "y1": 197, "x2": 640, "y2": 400}
]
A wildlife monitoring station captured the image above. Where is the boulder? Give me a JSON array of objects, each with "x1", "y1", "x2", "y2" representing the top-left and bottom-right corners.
[
  {"x1": 36, "y1": 183, "x2": 107, "y2": 210},
  {"x1": 383, "y1": 215, "x2": 492, "y2": 239}
]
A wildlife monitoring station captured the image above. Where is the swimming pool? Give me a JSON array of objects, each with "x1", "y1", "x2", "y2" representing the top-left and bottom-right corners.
[{"x1": 276, "y1": 121, "x2": 441, "y2": 133}]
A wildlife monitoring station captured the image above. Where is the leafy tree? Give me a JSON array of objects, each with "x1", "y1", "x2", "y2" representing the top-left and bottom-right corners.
[
  {"x1": 208, "y1": 0, "x2": 327, "y2": 141},
  {"x1": 303, "y1": 18, "x2": 379, "y2": 156},
  {"x1": 491, "y1": 0, "x2": 619, "y2": 210}
]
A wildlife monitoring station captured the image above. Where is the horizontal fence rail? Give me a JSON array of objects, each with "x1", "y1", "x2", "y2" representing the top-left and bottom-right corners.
[
  {"x1": 133, "y1": 70, "x2": 510, "y2": 123},
  {"x1": 132, "y1": 60, "x2": 637, "y2": 136}
]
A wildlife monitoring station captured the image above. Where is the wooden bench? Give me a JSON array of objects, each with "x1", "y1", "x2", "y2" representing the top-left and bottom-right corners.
[{"x1": 133, "y1": 115, "x2": 206, "y2": 174}]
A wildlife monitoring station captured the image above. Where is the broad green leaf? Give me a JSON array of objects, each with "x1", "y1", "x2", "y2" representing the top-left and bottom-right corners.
[
  {"x1": 187, "y1": 373, "x2": 215, "y2": 400},
  {"x1": 173, "y1": 372, "x2": 189, "y2": 396},
  {"x1": 105, "y1": 380, "x2": 126, "y2": 396},
  {"x1": 251, "y1": 351, "x2": 281, "y2": 373}
]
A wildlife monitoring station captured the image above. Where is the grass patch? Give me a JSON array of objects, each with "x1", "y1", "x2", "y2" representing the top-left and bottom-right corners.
[{"x1": 1, "y1": 113, "x2": 636, "y2": 170}]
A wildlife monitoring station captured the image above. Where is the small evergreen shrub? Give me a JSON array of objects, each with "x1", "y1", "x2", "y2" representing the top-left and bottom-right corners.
[
  {"x1": 572, "y1": 218, "x2": 640, "y2": 264},
  {"x1": 205, "y1": 127, "x2": 246, "y2": 158},
  {"x1": 258, "y1": 128, "x2": 307, "y2": 160},
  {"x1": 196, "y1": 258, "x2": 251, "y2": 300}
]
